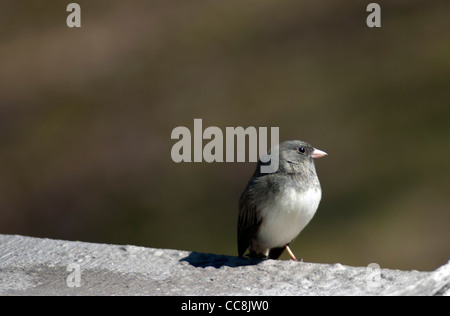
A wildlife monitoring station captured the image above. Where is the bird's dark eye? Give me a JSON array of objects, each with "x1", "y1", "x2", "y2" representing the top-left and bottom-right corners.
[{"x1": 298, "y1": 146, "x2": 306, "y2": 154}]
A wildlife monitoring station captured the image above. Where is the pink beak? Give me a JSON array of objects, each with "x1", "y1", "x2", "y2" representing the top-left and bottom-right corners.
[{"x1": 311, "y1": 148, "x2": 327, "y2": 159}]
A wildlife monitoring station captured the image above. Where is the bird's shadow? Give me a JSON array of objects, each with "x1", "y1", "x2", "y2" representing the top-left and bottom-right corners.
[{"x1": 179, "y1": 251, "x2": 263, "y2": 268}]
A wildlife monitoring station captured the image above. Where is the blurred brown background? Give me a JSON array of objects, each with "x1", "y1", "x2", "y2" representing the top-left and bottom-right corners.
[{"x1": 0, "y1": 0, "x2": 449, "y2": 271}]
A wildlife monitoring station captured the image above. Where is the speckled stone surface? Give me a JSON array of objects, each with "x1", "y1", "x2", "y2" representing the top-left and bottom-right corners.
[{"x1": 0, "y1": 234, "x2": 448, "y2": 296}]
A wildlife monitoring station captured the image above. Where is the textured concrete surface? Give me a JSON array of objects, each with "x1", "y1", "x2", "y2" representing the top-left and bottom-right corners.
[{"x1": 0, "y1": 234, "x2": 448, "y2": 296}]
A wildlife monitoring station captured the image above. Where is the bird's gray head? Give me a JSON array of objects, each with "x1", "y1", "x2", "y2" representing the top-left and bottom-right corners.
[{"x1": 261, "y1": 140, "x2": 327, "y2": 174}]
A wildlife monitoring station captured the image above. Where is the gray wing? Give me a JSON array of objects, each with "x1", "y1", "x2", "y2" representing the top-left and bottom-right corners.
[{"x1": 237, "y1": 190, "x2": 262, "y2": 257}]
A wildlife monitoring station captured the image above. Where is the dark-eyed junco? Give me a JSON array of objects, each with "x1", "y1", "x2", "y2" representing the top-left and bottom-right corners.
[{"x1": 238, "y1": 140, "x2": 327, "y2": 260}]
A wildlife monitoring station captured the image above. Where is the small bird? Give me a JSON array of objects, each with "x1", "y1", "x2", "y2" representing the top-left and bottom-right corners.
[{"x1": 238, "y1": 140, "x2": 327, "y2": 260}]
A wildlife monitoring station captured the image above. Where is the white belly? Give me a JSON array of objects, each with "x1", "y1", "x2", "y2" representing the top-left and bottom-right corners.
[{"x1": 252, "y1": 188, "x2": 321, "y2": 255}]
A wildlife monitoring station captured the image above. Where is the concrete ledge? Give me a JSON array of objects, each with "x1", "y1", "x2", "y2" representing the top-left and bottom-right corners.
[{"x1": 0, "y1": 234, "x2": 448, "y2": 296}]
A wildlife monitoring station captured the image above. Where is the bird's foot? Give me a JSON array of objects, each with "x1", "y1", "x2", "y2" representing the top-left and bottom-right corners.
[{"x1": 247, "y1": 250, "x2": 268, "y2": 260}]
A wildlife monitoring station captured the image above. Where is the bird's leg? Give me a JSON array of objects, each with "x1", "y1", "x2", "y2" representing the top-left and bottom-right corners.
[
  {"x1": 248, "y1": 249, "x2": 269, "y2": 260},
  {"x1": 285, "y1": 245, "x2": 298, "y2": 261}
]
